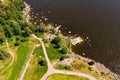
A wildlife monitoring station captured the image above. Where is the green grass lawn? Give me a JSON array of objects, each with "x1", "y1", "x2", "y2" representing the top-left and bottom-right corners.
[
  {"x1": 0, "y1": 36, "x2": 44, "y2": 80},
  {"x1": 23, "y1": 46, "x2": 47, "y2": 80},
  {"x1": 0, "y1": 45, "x2": 12, "y2": 72},
  {"x1": 46, "y1": 43, "x2": 63, "y2": 62},
  {"x1": 55, "y1": 64, "x2": 72, "y2": 71},
  {"x1": 46, "y1": 73, "x2": 89, "y2": 80},
  {"x1": 71, "y1": 60, "x2": 99, "y2": 79},
  {"x1": 8, "y1": 42, "x2": 30, "y2": 80},
  {"x1": 0, "y1": 57, "x2": 12, "y2": 71}
]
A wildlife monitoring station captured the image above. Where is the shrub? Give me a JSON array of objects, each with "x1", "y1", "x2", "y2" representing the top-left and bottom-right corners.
[
  {"x1": 38, "y1": 60, "x2": 46, "y2": 66},
  {"x1": 11, "y1": 21, "x2": 22, "y2": 35},
  {"x1": 0, "y1": 49, "x2": 10, "y2": 60},
  {"x1": 51, "y1": 37, "x2": 61, "y2": 48},
  {"x1": 24, "y1": 27, "x2": 32, "y2": 36},
  {"x1": 59, "y1": 47, "x2": 67, "y2": 54},
  {"x1": 14, "y1": 40, "x2": 20, "y2": 46},
  {"x1": 64, "y1": 66, "x2": 72, "y2": 70},
  {"x1": 56, "y1": 65, "x2": 72, "y2": 70},
  {"x1": 88, "y1": 67, "x2": 92, "y2": 71},
  {"x1": 4, "y1": 25, "x2": 14, "y2": 38},
  {"x1": 0, "y1": 32, "x2": 5, "y2": 44},
  {"x1": 0, "y1": 17, "x2": 6, "y2": 24},
  {"x1": 21, "y1": 37, "x2": 28, "y2": 42},
  {"x1": 88, "y1": 61, "x2": 95, "y2": 66}
]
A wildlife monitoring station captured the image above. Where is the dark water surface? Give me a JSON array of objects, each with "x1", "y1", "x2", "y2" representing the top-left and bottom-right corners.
[{"x1": 25, "y1": 0, "x2": 120, "y2": 75}]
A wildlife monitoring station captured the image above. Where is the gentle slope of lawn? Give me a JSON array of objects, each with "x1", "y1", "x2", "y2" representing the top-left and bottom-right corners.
[
  {"x1": 0, "y1": 57, "x2": 12, "y2": 71},
  {"x1": 46, "y1": 73, "x2": 89, "y2": 80},
  {"x1": 23, "y1": 46, "x2": 47, "y2": 80},
  {"x1": 8, "y1": 42, "x2": 30, "y2": 80},
  {"x1": 46, "y1": 43, "x2": 63, "y2": 61},
  {"x1": 71, "y1": 60, "x2": 99, "y2": 78}
]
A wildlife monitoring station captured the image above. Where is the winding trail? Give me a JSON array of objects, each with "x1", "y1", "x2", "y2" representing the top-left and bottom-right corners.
[
  {"x1": 0, "y1": 40, "x2": 14, "y2": 74},
  {"x1": 32, "y1": 34, "x2": 97, "y2": 80},
  {"x1": 18, "y1": 44, "x2": 40, "y2": 80}
]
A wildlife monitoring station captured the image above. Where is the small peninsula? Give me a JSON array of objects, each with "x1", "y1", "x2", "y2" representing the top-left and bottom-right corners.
[{"x1": 0, "y1": 0, "x2": 119, "y2": 80}]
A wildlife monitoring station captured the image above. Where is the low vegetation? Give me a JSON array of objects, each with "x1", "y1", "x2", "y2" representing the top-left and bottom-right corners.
[
  {"x1": 0, "y1": 0, "x2": 115, "y2": 80},
  {"x1": 55, "y1": 65, "x2": 72, "y2": 70},
  {"x1": 46, "y1": 43, "x2": 64, "y2": 61},
  {"x1": 0, "y1": 49, "x2": 10, "y2": 60},
  {"x1": 23, "y1": 46, "x2": 47, "y2": 80},
  {"x1": 54, "y1": 59, "x2": 113, "y2": 80},
  {"x1": 8, "y1": 41, "x2": 30, "y2": 80},
  {"x1": 46, "y1": 74, "x2": 89, "y2": 80}
]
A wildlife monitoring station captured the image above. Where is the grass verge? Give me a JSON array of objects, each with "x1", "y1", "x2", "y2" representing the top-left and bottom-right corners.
[
  {"x1": 46, "y1": 73, "x2": 89, "y2": 80},
  {"x1": 8, "y1": 42, "x2": 30, "y2": 80},
  {"x1": 46, "y1": 43, "x2": 63, "y2": 62},
  {"x1": 23, "y1": 46, "x2": 47, "y2": 80}
]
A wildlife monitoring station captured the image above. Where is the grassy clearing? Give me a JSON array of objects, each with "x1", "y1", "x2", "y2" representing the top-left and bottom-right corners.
[
  {"x1": 36, "y1": 32, "x2": 44, "y2": 38},
  {"x1": 46, "y1": 43, "x2": 64, "y2": 62},
  {"x1": 8, "y1": 42, "x2": 30, "y2": 80},
  {"x1": 0, "y1": 44, "x2": 12, "y2": 72},
  {"x1": 55, "y1": 65, "x2": 72, "y2": 71},
  {"x1": 54, "y1": 59, "x2": 99, "y2": 79},
  {"x1": 23, "y1": 46, "x2": 47, "y2": 80},
  {"x1": 0, "y1": 57, "x2": 12, "y2": 71},
  {"x1": 71, "y1": 59, "x2": 99, "y2": 79},
  {"x1": 29, "y1": 36, "x2": 39, "y2": 45},
  {"x1": 0, "y1": 42, "x2": 15, "y2": 79},
  {"x1": 0, "y1": 36, "x2": 41, "y2": 80},
  {"x1": 46, "y1": 73, "x2": 89, "y2": 80}
]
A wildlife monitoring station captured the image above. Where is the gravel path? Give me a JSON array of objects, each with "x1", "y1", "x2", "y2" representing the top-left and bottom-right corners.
[
  {"x1": 18, "y1": 45, "x2": 37, "y2": 80},
  {"x1": 32, "y1": 34, "x2": 96, "y2": 80},
  {"x1": 0, "y1": 40, "x2": 14, "y2": 74}
]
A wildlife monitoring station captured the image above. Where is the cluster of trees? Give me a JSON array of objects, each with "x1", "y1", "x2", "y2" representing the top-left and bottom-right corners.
[
  {"x1": 51, "y1": 36, "x2": 61, "y2": 48},
  {"x1": 0, "y1": 0, "x2": 54, "y2": 45},
  {"x1": 51, "y1": 36, "x2": 68, "y2": 54},
  {"x1": 0, "y1": 0, "x2": 37, "y2": 44},
  {"x1": 0, "y1": 0, "x2": 66, "y2": 48},
  {"x1": 0, "y1": 49, "x2": 10, "y2": 60}
]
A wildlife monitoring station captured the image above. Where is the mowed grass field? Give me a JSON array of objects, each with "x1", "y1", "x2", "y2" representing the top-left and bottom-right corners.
[
  {"x1": 8, "y1": 42, "x2": 30, "y2": 80},
  {"x1": 0, "y1": 35, "x2": 47, "y2": 80},
  {"x1": 7, "y1": 37, "x2": 40, "y2": 80},
  {"x1": 46, "y1": 43, "x2": 63, "y2": 62},
  {"x1": 0, "y1": 36, "x2": 39, "y2": 80},
  {"x1": 0, "y1": 44, "x2": 12, "y2": 72},
  {"x1": 46, "y1": 74, "x2": 89, "y2": 80},
  {"x1": 23, "y1": 46, "x2": 47, "y2": 80}
]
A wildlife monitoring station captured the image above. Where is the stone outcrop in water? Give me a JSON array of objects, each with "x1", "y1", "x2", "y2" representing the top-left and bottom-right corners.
[{"x1": 70, "y1": 37, "x2": 83, "y2": 45}]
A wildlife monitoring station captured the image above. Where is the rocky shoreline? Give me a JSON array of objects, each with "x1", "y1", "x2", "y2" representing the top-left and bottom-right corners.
[
  {"x1": 23, "y1": 2, "x2": 31, "y2": 22},
  {"x1": 69, "y1": 53, "x2": 120, "y2": 80},
  {"x1": 24, "y1": 2, "x2": 120, "y2": 80}
]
